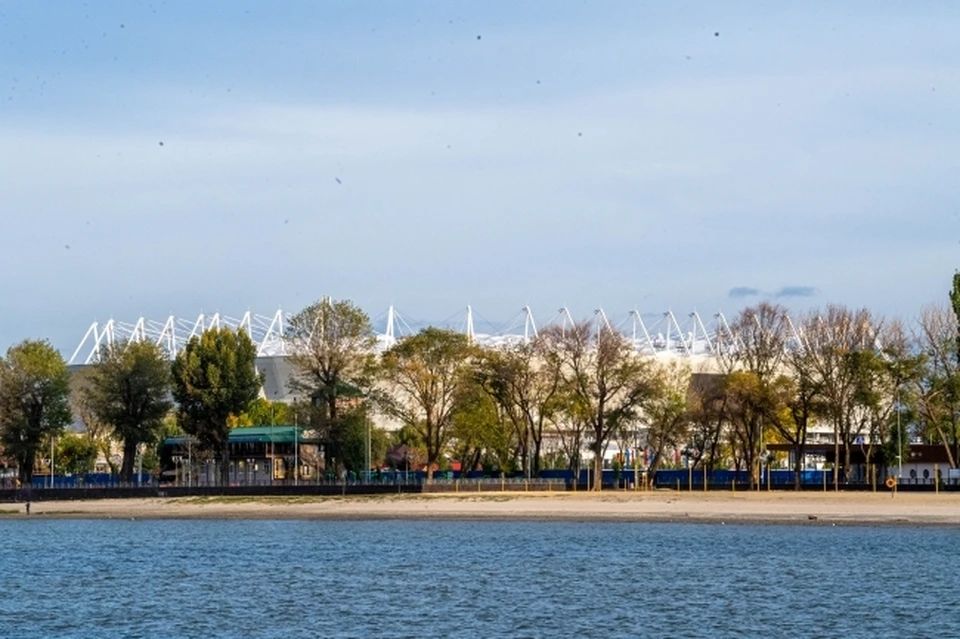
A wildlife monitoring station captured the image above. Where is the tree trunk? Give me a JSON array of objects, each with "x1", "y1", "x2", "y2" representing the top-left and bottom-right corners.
[
  {"x1": 17, "y1": 447, "x2": 36, "y2": 484},
  {"x1": 793, "y1": 441, "x2": 805, "y2": 491},
  {"x1": 833, "y1": 424, "x2": 840, "y2": 491},
  {"x1": 592, "y1": 452, "x2": 603, "y2": 491},
  {"x1": 120, "y1": 439, "x2": 138, "y2": 484},
  {"x1": 532, "y1": 436, "x2": 542, "y2": 476},
  {"x1": 220, "y1": 442, "x2": 231, "y2": 486}
]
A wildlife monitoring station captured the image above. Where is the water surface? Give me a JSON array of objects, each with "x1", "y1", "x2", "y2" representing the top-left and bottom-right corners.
[{"x1": 1, "y1": 520, "x2": 957, "y2": 637}]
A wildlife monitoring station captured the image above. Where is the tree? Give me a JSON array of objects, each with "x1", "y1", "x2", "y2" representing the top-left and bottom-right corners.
[
  {"x1": 228, "y1": 398, "x2": 293, "y2": 428},
  {"x1": 170, "y1": 328, "x2": 263, "y2": 485},
  {"x1": 379, "y1": 328, "x2": 474, "y2": 482},
  {"x1": 542, "y1": 321, "x2": 655, "y2": 491},
  {"x1": 720, "y1": 303, "x2": 791, "y2": 488},
  {"x1": 55, "y1": 433, "x2": 98, "y2": 476},
  {"x1": 472, "y1": 338, "x2": 562, "y2": 477},
  {"x1": 83, "y1": 340, "x2": 173, "y2": 482},
  {"x1": 0, "y1": 340, "x2": 72, "y2": 483},
  {"x1": 686, "y1": 373, "x2": 729, "y2": 472},
  {"x1": 287, "y1": 298, "x2": 377, "y2": 464},
  {"x1": 449, "y1": 375, "x2": 515, "y2": 476},
  {"x1": 643, "y1": 361, "x2": 692, "y2": 481},
  {"x1": 914, "y1": 304, "x2": 960, "y2": 466},
  {"x1": 338, "y1": 406, "x2": 392, "y2": 475},
  {"x1": 69, "y1": 367, "x2": 120, "y2": 474},
  {"x1": 805, "y1": 305, "x2": 882, "y2": 486}
]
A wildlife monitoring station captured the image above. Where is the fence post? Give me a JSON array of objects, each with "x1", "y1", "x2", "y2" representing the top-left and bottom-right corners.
[
  {"x1": 703, "y1": 466, "x2": 707, "y2": 493},
  {"x1": 823, "y1": 469, "x2": 827, "y2": 492},
  {"x1": 935, "y1": 464, "x2": 940, "y2": 495},
  {"x1": 688, "y1": 466, "x2": 692, "y2": 492}
]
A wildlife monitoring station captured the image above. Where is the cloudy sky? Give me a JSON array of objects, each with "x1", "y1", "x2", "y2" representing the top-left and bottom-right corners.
[{"x1": 2, "y1": 1, "x2": 958, "y2": 353}]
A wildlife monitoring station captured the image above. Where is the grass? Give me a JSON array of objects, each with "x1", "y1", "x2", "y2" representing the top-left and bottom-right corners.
[{"x1": 0, "y1": 509, "x2": 20, "y2": 515}]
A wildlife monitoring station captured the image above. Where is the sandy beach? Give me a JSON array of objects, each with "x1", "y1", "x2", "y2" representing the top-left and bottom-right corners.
[{"x1": 3, "y1": 491, "x2": 960, "y2": 526}]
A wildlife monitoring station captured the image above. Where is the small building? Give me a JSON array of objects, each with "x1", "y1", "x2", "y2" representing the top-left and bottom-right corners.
[
  {"x1": 159, "y1": 425, "x2": 322, "y2": 486},
  {"x1": 766, "y1": 442, "x2": 958, "y2": 485}
]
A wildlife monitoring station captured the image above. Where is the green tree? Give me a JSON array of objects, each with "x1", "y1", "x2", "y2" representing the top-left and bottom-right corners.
[
  {"x1": 287, "y1": 297, "x2": 377, "y2": 464},
  {"x1": 244, "y1": 398, "x2": 294, "y2": 426},
  {"x1": 55, "y1": 433, "x2": 98, "y2": 476},
  {"x1": 0, "y1": 340, "x2": 72, "y2": 483},
  {"x1": 380, "y1": 328, "x2": 474, "y2": 482},
  {"x1": 643, "y1": 361, "x2": 692, "y2": 478},
  {"x1": 171, "y1": 328, "x2": 263, "y2": 485},
  {"x1": 70, "y1": 367, "x2": 119, "y2": 474},
  {"x1": 473, "y1": 338, "x2": 562, "y2": 477},
  {"x1": 450, "y1": 376, "x2": 515, "y2": 476},
  {"x1": 339, "y1": 407, "x2": 392, "y2": 474},
  {"x1": 84, "y1": 340, "x2": 173, "y2": 482}
]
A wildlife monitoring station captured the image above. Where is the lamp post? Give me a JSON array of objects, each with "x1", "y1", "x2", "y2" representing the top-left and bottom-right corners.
[
  {"x1": 364, "y1": 413, "x2": 371, "y2": 484},
  {"x1": 897, "y1": 386, "x2": 903, "y2": 480}
]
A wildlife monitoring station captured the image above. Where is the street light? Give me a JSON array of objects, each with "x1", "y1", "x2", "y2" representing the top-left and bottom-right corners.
[{"x1": 897, "y1": 386, "x2": 903, "y2": 480}]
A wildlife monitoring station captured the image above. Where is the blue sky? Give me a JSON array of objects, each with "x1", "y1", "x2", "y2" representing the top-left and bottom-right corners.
[{"x1": 2, "y1": 1, "x2": 958, "y2": 353}]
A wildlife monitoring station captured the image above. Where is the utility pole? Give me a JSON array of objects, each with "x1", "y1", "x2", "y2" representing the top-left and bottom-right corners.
[{"x1": 365, "y1": 413, "x2": 371, "y2": 484}]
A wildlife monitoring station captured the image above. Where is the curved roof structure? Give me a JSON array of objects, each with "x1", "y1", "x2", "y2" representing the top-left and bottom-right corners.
[{"x1": 67, "y1": 304, "x2": 756, "y2": 367}]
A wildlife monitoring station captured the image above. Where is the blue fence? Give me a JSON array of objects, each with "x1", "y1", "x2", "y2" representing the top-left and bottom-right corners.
[
  {"x1": 27, "y1": 473, "x2": 154, "y2": 489},
  {"x1": 653, "y1": 469, "x2": 835, "y2": 488}
]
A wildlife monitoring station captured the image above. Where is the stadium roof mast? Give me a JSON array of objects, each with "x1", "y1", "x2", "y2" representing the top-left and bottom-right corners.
[
  {"x1": 629, "y1": 310, "x2": 656, "y2": 355},
  {"x1": 523, "y1": 306, "x2": 538, "y2": 341},
  {"x1": 466, "y1": 304, "x2": 475, "y2": 343}
]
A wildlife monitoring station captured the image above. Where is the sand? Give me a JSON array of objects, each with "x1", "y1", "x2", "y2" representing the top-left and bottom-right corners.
[{"x1": 4, "y1": 491, "x2": 960, "y2": 526}]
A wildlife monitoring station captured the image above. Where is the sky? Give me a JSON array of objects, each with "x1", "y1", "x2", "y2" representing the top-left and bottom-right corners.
[{"x1": 2, "y1": 1, "x2": 959, "y2": 354}]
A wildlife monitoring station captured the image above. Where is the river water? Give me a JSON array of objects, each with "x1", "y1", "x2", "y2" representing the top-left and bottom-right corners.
[{"x1": 1, "y1": 519, "x2": 957, "y2": 637}]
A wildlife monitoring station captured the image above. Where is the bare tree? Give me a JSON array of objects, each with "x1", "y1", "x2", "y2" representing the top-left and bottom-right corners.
[
  {"x1": 720, "y1": 303, "x2": 791, "y2": 487},
  {"x1": 914, "y1": 304, "x2": 960, "y2": 467},
  {"x1": 541, "y1": 321, "x2": 655, "y2": 491},
  {"x1": 805, "y1": 305, "x2": 883, "y2": 486}
]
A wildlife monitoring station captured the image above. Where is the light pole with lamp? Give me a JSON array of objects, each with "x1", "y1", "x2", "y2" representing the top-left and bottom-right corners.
[{"x1": 897, "y1": 385, "x2": 903, "y2": 480}]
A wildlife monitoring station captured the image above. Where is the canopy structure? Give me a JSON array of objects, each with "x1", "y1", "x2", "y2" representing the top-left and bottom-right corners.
[{"x1": 68, "y1": 304, "x2": 807, "y2": 369}]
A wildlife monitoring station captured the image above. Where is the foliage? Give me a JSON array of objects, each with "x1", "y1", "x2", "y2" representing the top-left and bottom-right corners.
[
  {"x1": 450, "y1": 376, "x2": 515, "y2": 475},
  {"x1": 55, "y1": 433, "x2": 98, "y2": 476},
  {"x1": 0, "y1": 339, "x2": 73, "y2": 483},
  {"x1": 379, "y1": 328, "x2": 474, "y2": 481},
  {"x1": 227, "y1": 398, "x2": 294, "y2": 428},
  {"x1": 287, "y1": 298, "x2": 376, "y2": 463},
  {"x1": 338, "y1": 407, "x2": 392, "y2": 474},
  {"x1": 83, "y1": 340, "x2": 172, "y2": 482},
  {"x1": 541, "y1": 321, "x2": 655, "y2": 490},
  {"x1": 170, "y1": 327, "x2": 262, "y2": 485},
  {"x1": 472, "y1": 338, "x2": 562, "y2": 476}
]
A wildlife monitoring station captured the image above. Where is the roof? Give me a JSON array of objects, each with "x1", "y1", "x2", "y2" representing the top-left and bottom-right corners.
[{"x1": 163, "y1": 425, "x2": 310, "y2": 447}]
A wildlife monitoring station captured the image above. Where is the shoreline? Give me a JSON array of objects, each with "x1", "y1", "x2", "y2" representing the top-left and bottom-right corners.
[{"x1": 4, "y1": 492, "x2": 960, "y2": 527}]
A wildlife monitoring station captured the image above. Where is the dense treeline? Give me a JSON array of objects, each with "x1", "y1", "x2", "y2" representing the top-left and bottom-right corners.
[{"x1": 3, "y1": 277, "x2": 960, "y2": 490}]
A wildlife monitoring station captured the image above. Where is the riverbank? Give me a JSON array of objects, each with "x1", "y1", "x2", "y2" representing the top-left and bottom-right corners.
[{"x1": 4, "y1": 491, "x2": 960, "y2": 526}]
